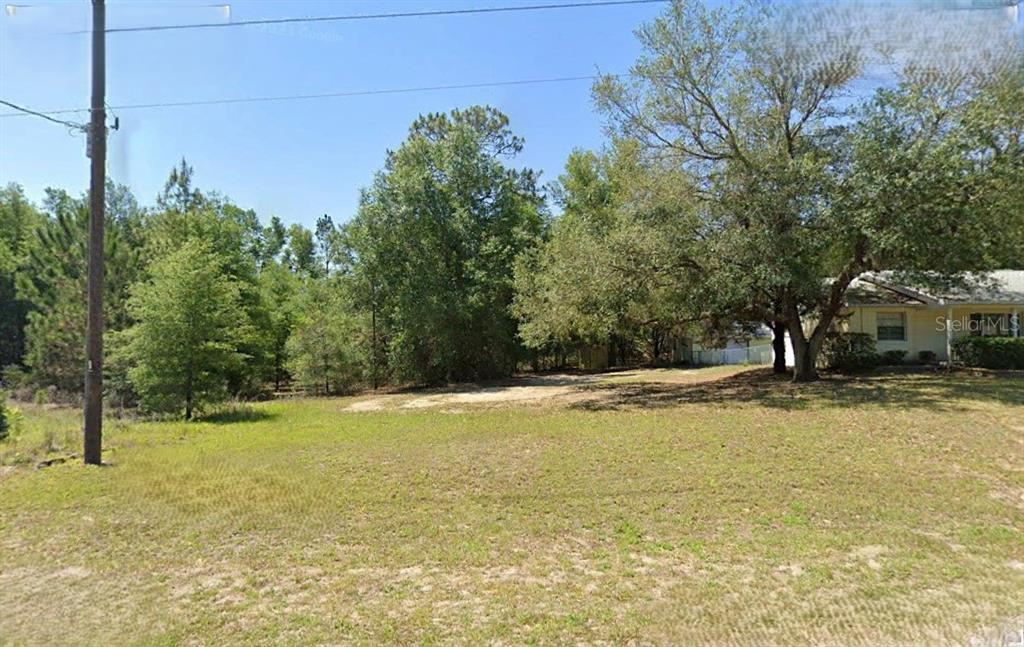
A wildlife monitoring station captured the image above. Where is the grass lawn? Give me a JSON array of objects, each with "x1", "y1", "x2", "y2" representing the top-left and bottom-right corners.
[{"x1": 1, "y1": 368, "x2": 1022, "y2": 644}]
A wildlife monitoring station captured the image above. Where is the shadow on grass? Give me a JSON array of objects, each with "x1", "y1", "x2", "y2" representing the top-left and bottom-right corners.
[
  {"x1": 379, "y1": 372, "x2": 607, "y2": 395},
  {"x1": 198, "y1": 407, "x2": 279, "y2": 425},
  {"x1": 570, "y1": 367, "x2": 1024, "y2": 412}
]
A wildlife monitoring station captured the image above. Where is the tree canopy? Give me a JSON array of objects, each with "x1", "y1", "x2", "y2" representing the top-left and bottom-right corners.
[
  {"x1": 584, "y1": 0, "x2": 1024, "y2": 380},
  {"x1": 344, "y1": 105, "x2": 545, "y2": 383},
  {"x1": 122, "y1": 241, "x2": 248, "y2": 419}
]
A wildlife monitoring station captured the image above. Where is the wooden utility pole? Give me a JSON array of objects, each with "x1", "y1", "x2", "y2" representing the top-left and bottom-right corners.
[{"x1": 84, "y1": 0, "x2": 106, "y2": 465}]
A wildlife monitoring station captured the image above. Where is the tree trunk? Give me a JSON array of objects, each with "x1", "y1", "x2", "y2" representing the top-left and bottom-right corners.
[
  {"x1": 771, "y1": 321, "x2": 788, "y2": 374},
  {"x1": 787, "y1": 320, "x2": 820, "y2": 382},
  {"x1": 185, "y1": 366, "x2": 194, "y2": 420},
  {"x1": 323, "y1": 356, "x2": 330, "y2": 395},
  {"x1": 651, "y1": 328, "x2": 664, "y2": 364},
  {"x1": 371, "y1": 304, "x2": 378, "y2": 390},
  {"x1": 783, "y1": 262, "x2": 863, "y2": 383},
  {"x1": 790, "y1": 338, "x2": 818, "y2": 382},
  {"x1": 788, "y1": 314, "x2": 840, "y2": 383}
]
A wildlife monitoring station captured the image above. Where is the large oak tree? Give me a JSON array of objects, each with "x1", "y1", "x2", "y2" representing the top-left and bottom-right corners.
[{"x1": 595, "y1": 0, "x2": 1023, "y2": 380}]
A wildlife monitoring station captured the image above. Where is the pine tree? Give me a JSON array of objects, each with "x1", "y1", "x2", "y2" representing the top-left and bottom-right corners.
[
  {"x1": 123, "y1": 241, "x2": 247, "y2": 419},
  {"x1": 285, "y1": 278, "x2": 362, "y2": 395}
]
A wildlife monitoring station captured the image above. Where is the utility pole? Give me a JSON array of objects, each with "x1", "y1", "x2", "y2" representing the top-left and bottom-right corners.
[{"x1": 84, "y1": 0, "x2": 106, "y2": 465}]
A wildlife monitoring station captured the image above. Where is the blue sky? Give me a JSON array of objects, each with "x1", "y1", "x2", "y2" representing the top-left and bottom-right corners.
[
  {"x1": 0, "y1": 0, "x2": 666, "y2": 228},
  {"x1": 2, "y1": 1, "x2": 1020, "y2": 229}
]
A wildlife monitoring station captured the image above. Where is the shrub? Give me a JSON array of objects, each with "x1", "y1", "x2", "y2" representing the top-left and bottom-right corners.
[
  {"x1": 880, "y1": 350, "x2": 907, "y2": 365},
  {"x1": 1, "y1": 365, "x2": 28, "y2": 390},
  {"x1": 918, "y1": 350, "x2": 937, "y2": 364},
  {"x1": 951, "y1": 336, "x2": 1024, "y2": 369},
  {"x1": 821, "y1": 332, "x2": 881, "y2": 371},
  {"x1": 123, "y1": 242, "x2": 247, "y2": 419},
  {"x1": 0, "y1": 390, "x2": 9, "y2": 441}
]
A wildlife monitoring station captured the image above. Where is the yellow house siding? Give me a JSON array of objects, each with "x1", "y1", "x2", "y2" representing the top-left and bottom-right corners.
[
  {"x1": 841, "y1": 304, "x2": 1024, "y2": 362},
  {"x1": 840, "y1": 306, "x2": 934, "y2": 359}
]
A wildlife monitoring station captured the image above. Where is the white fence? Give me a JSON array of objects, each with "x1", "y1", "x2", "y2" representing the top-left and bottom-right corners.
[{"x1": 692, "y1": 345, "x2": 774, "y2": 366}]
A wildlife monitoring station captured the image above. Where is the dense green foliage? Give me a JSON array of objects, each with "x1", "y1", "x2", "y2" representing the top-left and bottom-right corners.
[
  {"x1": 285, "y1": 278, "x2": 364, "y2": 394},
  {"x1": 952, "y1": 336, "x2": 1024, "y2": 370},
  {"x1": 121, "y1": 241, "x2": 248, "y2": 418},
  {"x1": 345, "y1": 106, "x2": 544, "y2": 383},
  {"x1": 0, "y1": 160, "x2": 297, "y2": 414},
  {"x1": 0, "y1": 185, "x2": 43, "y2": 370},
  {"x1": 820, "y1": 333, "x2": 881, "y2": 371},
  {"x1": 0, "y1": 107, "x2": 546, "y2": 415},
  {"x1": 513, "y1": 142, "x2": 694, "y2": 365},
  {"x1": 15, "y1": 186, "x2": 143, "y2": 393}
]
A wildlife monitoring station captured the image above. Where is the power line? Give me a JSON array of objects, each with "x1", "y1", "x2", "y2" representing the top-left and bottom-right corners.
[
  {"x1": 0, "y1": 74, "x2": 621, "y2": 119},
  {"x1": 86, "y1": 0, "x2": 667, "y2": 35},
  {"x1": 0, "y1": 98, "x2": 88, "y2": 131}
]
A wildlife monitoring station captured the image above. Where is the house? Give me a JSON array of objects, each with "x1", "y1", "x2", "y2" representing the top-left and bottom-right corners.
[
  {"x1": 580, "y1": 271, "x2": 1023, "y2": 370},
  {"x1": 826, "y1": 270, "x2": 1024, "y2": 364}
]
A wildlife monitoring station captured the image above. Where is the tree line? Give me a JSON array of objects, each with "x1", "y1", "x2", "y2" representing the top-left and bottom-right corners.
[
  {"x1": 1, "y1": 1, "x2": 1021, "y2": 417},
  {"x1": 1, "y1": 106, "x2": 547, "y2": 417}
]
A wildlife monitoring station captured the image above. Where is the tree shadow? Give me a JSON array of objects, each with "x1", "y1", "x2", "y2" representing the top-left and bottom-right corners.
[
  {"x1": 198, "y1": 407, "x2": 279, "y2": 425},
  {"x1": 569, "y1": 367, "x2": 1024, "y2": 412}
]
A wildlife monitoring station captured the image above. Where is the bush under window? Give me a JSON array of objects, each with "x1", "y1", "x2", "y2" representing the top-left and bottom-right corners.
[
  {"x1": 880, "y1": 350, "x2": 907, "y2": 365},
  {"x1": 821, "y1": 332, "x2": 881, "y2": 371},
  {"x1": 951, "y1": 336, "x2": 1024, "y2": 370}
]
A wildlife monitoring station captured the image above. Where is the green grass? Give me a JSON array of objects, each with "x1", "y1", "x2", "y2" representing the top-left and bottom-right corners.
[{"x1": 1, "y1": 368, "x2": 1022, "y2": 645}]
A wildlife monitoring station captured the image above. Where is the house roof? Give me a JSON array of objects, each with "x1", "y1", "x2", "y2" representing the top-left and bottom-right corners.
[{"x1": 846, "y1": 270, "x2": 1024, "y2": 306}]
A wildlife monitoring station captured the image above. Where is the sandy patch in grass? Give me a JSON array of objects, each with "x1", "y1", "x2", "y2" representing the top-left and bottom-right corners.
[
  {"x1": 343, "y1": 366, "x2": 758, "y2": 412},
  {"x1": 599, "y1": 364, "x2": 755, "y2": 385},
  {"x1": 402, "y1": 385, "x2": 579, "y2": 408},
  {"x1": 345, "y1": 399, "x2": 387, "y2": 412},
  {"x1": 344, "y1": 376, "x2": 597, "y2": 412},
  {"x1": 848, "y1": 544, "x2": 889, "y2": 571}
]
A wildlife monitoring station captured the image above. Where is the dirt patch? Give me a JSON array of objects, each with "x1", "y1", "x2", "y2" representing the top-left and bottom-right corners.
[
  {"x1": 849, "y1": 545, "x2": 889, "y2": 571},
  {"x1": 343, "y1": 367, "x2": 759, "y2": 413},
  {"x1": 402, "y1": 385, "x2": 579, "y2": 408},
  {"x1": 346, "y1": 399, "x2": 387, "y2": 412},
  {"x1": 339, "y1": 366, "x2": 1024, "y2": 414},
  {"x1": 343, "y1": 373, "x2": 602, "y2": 412},
  {"x1": 401, "y1": 397, "x2": 440, "y2": 409}
]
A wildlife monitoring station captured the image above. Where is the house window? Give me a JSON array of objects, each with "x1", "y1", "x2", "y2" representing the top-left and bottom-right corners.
[
  {"x1": 876, "y1": 312, "x2": 906, "y2": 341},
  {"x1": 969, "y1": 313, "x2": 1012, "y2": 337}
]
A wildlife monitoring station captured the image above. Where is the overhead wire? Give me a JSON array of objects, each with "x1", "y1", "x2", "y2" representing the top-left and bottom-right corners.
[
  {"x1": 86, "y1": 0, "x2": 668, "y2": 35},
  {"x1": 0, "y1": 98, "x2": 89, "y2": 133},
  {"x1": 0, "y1": 74, "x2": 623, "y2": 119}
]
